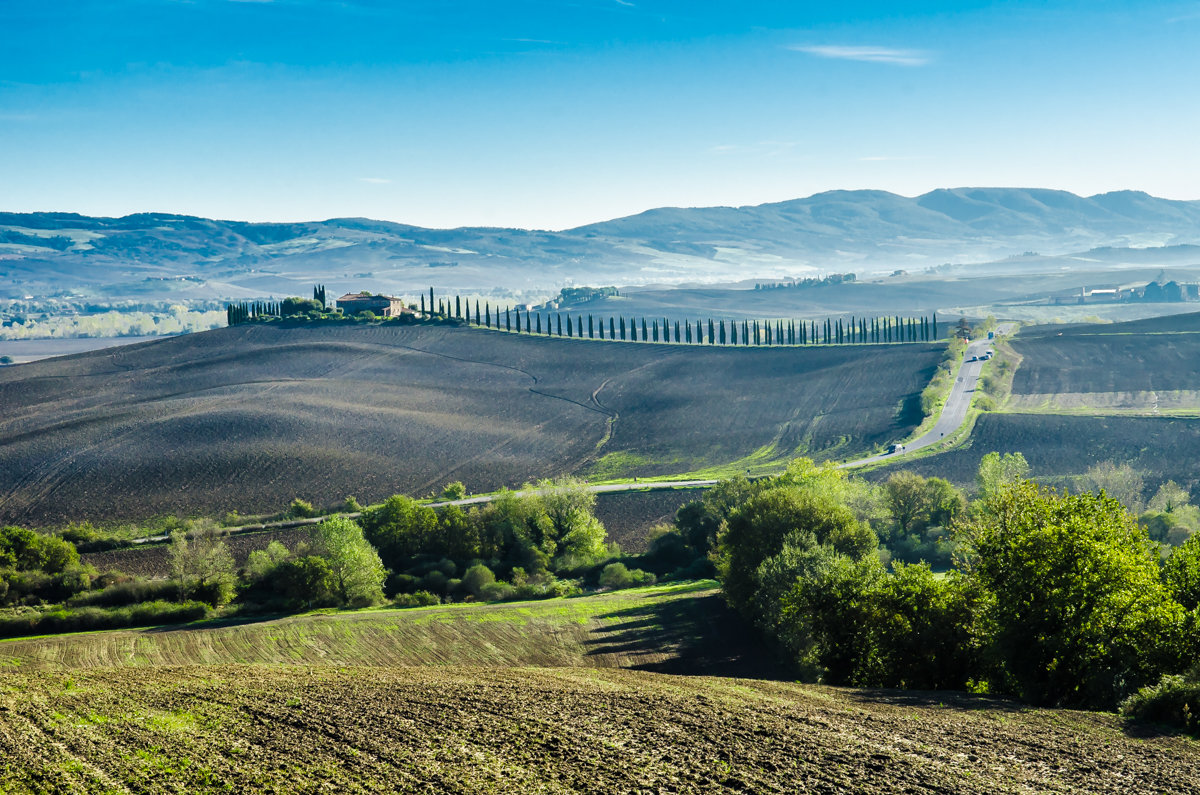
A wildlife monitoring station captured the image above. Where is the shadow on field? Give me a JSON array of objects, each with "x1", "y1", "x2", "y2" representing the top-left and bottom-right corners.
[
  {"x1": 585, "y1": 591, "x2": 789, "y2": 680},
  {"x1": 845, "y1": 689, "x2": 1028, "y2": 713}
]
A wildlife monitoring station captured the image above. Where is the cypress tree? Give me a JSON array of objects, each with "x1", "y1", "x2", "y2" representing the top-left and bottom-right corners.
[
  {"x1": 743, "y1": 320, "x2": 749, "y2": 345},
  {"x1": 474, "y1": 300, "x2": 480, "y2": 325},
  {"x1": 556, "y1": 314, "x2": 563, "y2": 336},
  {"x1": 536, "y1": 314, "x2": 542, "y2": 334},
  {"x1": 619, "y1": 317, "x2": 626, "y2": 340},
  {"x1": 753, "y1": 320, "x2": 759, "y2": 345},
  {"x1": 685, "y1": 322, "x2": 692, "y2": 343},
  {"x1": 588, "y1": 315, "x2": 594, "y2": 338},
  {"x1": 675, "y1": 321, "x2": 681, "y2": 343},
  {"x1": 653, "y1": 320, "x2": 659, "y2": 342},
  {"x1": 642, "y1": 318, "x2": 649, "y2": 341},
  {"x1": 420, "y1": 295, "x2": 426, "y2": 314},
  {"x1": 720, "y1": 320, "x2": 727, "y2": 345},
  {"x1": 778, "y1": 320, "x2": 784, "y2": 344},
  {"x1": 932, "y1": 312, "x2": 938, "y2": 340},
  {"x1": 610, "y1": 318, "x2": 616, "y2": 339},
  {"x1": 485, "y1": 303, "x2": 491, "y2": 327},
  {"x1": 731, "y1": 321, "x2": 738, "y2": 345},
  {"x1": 429, "y1": 287, "x2": 435, "y2": 315},
  {"x1": 576, "y1": 316, "x2": 583, "y2": 337},
  {"x1": 598, "y1": 318, "x2": 605, "y2": 339},
  {"x1": 696, "y1": 320, "x2": 703, "y2": 344},
  {"x1": 506, "y1": 308, "x2": 511, "y2": 331}
]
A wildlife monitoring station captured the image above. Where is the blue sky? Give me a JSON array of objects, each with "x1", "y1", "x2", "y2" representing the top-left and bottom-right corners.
[{"x1": 2, "y1": 1, "x2": 1198, "y2": 229}]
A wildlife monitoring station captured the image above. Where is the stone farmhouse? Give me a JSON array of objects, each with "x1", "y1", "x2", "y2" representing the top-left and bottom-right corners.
[{"x1": 335, "y1": 292, "x2": 410, "y2": 318}]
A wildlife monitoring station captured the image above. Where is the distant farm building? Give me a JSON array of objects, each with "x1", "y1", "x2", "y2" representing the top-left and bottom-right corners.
[{"x1": 336, "y1": 292, "x2": 410, "y2": 317}]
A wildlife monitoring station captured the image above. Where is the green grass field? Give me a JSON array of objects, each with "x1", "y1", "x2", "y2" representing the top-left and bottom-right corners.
[{"x1": 0, "y1": 582, "x2": 779, "y2": 679}]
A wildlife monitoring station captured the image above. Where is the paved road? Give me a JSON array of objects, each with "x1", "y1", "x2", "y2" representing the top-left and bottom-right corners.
[
  {"x1": 841, "y1": 323, "x2": 1016, "y2": 468},
  {"x1": 132, "y1": 330, "x2": 1013, "y2": 542}
]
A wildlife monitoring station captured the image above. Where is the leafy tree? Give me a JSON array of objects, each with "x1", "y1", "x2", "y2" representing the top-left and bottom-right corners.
[
  {"x1": 462, "y1": 563, "x2": 496, "y2": 597},
  {"x1": 1163, "y1": 534, "x2": 1200, "y2": 611},
  {"x1": 1149, "y1": 480, "x2": 1192, "y2": 513},
  {"x1": 537, "y1": 478, "x2": 607, "y2": 566},
  {"x1": 441, "y1": 481, "x2": 467, "y2": 500},
  {"x1": 281, "y1": 297, "x2": 323, "y2": 316},
  {"x1": 310, "y1": 517, "x2": 386, "y2": 607},
  {"x1": 599, "y1": 562, "x2": 655, "y2": 589},
  {"x1": 167, "y1": 522, "x2": 236, "y2": 606},
  {"x1": 883, "y1": 471, "x2": 930, "y2": 536},
  {"x1": 717, "y1": 481, "x2": 875, "y2": 616},
  {"x1": 265, "y1": 555, "x2": 334, "y2": 605},
  {"x1": 0, "y1": 526, "x2": 79, "y2": 573},
  {"x1": 244, "y1": 540, "x2": 291, "y2": 580},
  {"x1": 360, "y1": 495, "x2": 438, "y2": 568},
  {"x1": 1082, "y1": 461, "x2": 1146, "y2": 513},
  {"x1": 975, "y1": 451, "x2": 1030, "y2": 500},
  {"x1": 957, "y1": 482, "x2": 1186, "y2": 707}
]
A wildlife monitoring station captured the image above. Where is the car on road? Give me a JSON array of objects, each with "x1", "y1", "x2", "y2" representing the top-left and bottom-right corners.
[{"x1": 888, "y1": 443, "x2": 905, "y2": 453}]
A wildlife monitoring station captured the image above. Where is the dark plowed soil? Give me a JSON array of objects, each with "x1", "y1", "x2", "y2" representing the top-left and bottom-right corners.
[
  {"x1": 869, "y1": 412, "x2": 1200, "y2": 496},
  {"x1": 1012, "y1": 314, "x2": 1200, "y2": 395},
  {"x1": 0, "y1": 323, "x2": 938, "y2": 527},
  {"x1": 1, "y1": 665, "x2": 1196, "y2": 794}
]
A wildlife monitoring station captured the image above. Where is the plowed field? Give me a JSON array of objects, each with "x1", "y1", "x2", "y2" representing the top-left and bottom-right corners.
[
  {"x1": 0, "y1": 323, "x2": 939, "y2": 526},
  {"x1": 2, "y1": 665, "x2": 1196, "y2": 794}
]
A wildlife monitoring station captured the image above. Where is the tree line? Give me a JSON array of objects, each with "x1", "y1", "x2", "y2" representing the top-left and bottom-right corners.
[
  {"x1": 226, "y1": 285, "x2": 943, "y2": 345},
  {"x1": 424, "y1": 288, "x2": 941, "y2": 346},
  {"x1": 683, "y1": 455, "x2": 1199, "y2": 731}
]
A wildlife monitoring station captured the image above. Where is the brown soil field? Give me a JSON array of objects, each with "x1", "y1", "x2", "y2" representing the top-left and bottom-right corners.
[
  {"x1": 0, "y1": 322, "x2": 939, "y2": 527},
  {"x1": 1012, "y1": 312, "x2": 1200, "y2": 397},
  {"x1": 873, "y1": 412, "x2": 1200, "y2": 498},
  {"x1": 2, "y1": 665, "x2": 1197, "y2": 794},
  {"x1": 593, "y1": 487, "x2": 707, "y2": 552}
]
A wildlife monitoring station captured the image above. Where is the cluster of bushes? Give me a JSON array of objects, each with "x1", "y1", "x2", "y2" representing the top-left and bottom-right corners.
[{"x1": 699, "y1": 455, "x2": 1200, "y2": 733}]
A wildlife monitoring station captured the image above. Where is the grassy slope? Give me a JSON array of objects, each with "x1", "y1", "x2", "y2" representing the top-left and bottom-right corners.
[
  {"x1": 0, "y1": 322, "x2": 940, "y2": 526},
  {"x1": 0, "y1": 583, "x2": 781, "y2": 679},
  {"x1": 0, "y1": 585, "x2": 1197, "y2": 793}
]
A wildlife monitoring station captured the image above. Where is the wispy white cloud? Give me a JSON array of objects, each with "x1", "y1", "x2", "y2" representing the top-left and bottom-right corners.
[
  {"x1": 358, "y1": 177, "x2": 391, "y2": 184},
  {"x1": 614, "y1": 0, "x2": 636, "y2": 6},
  {"x1": 709, "y1": 141, "x2": 801, "y2": 157},
  {"x1": 858, "y1": 155, "x2": 931, "y2": 162},
  {"x1": 790, "y1": 45, "x2": 931, "y2": 66}
]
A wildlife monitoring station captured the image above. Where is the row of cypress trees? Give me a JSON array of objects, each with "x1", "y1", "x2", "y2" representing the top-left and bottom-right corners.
[{"x1": 422, "y1": 289, "x2": 939, "y2": 345}]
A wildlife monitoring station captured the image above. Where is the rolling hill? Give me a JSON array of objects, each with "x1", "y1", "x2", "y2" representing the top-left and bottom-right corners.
[
  {"x1": 5, "y1": 188, "x2": 1200, "y2": 303},
  {"x1": 0, "y1": 322, "x2": 939, "y2": 526},
  {"x1": 2, "y1": 584, "x2": 1196, "y2": 793}
]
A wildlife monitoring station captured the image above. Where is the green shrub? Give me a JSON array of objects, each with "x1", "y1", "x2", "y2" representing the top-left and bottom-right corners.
[
  {"x1": 286, "y1": 499, "x2": 318, "y2": 519},
  {"x1": 68, "y1": 577, "x2": 177, "y2": 608},
  {"x1": 1121, "y1": 669, "x2": 1200, "y2": 736},
  {"x1": 478, "y1": 581, "x2": 517, "y2": 602},
  {"x1": 440, "y1": 481, "x2": 467, "y2": 500},
  {"x1": 0, "y1": 600, "x2": 209, "y2": 639},
  {"x1": 598, "y1": 562, "x2": 656, "y2": 590},
  {"x1": 462, "y1": 564, "x2": 496, "y2": 597},
  {"x1": 393, "y1": 590, "x2": 440, "y2": 608}
]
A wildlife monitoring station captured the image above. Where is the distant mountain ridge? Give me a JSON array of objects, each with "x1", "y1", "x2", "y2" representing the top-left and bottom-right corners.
[{"x1": 3, "y1": 188, "x2": 1200, "y2": 300}]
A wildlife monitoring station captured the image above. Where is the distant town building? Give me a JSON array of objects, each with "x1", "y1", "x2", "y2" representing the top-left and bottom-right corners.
[{"x1": 336, "y1": 292, "x2": 409, "y2": 317}]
